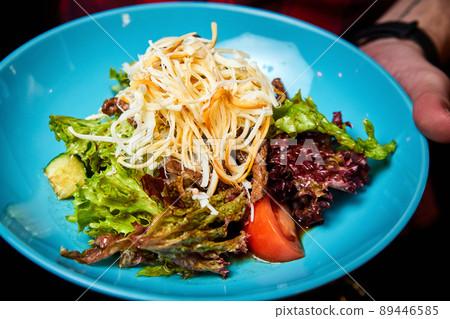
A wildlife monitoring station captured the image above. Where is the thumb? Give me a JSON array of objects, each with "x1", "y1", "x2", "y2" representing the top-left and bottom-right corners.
[
  {"x1": 360, "y1": 38, "x2": 450, "y2": 143},
  {"x1": 406, "y1": 68, "x2": 450, "y2": 143},
  {"x1": 412, "y1": 90, "x2": 450, "y2": 143}
]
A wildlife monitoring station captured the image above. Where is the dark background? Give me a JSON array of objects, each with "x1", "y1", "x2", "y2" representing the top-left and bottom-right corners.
[{"x1": 1, "y1": 1, "x2": 448, "y2": 301}]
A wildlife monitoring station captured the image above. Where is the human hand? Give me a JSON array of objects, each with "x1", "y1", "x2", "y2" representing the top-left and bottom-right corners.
[{"x1": 360, "y1": 38, "x2": 450, "y2": 143}]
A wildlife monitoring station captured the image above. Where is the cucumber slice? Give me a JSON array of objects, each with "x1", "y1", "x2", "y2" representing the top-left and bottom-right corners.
[{"x1": 44, "y1": 153, "x2": 86, "y2": 200}]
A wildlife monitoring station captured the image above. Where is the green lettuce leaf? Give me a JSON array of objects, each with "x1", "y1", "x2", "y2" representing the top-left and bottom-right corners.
[
  {"x1": 50, "y1": 115, "x2": 162, "y2": 237},
  {"x1": 70, "y1": 162, "x2": 163, "y2": 237},
  {"x1": 61, "y1": 177, "x2": 249, "y2": 277},
  {"x1": 110, "y1": 67, "x2": 130, "y2": 94},
  {"x1": 136, "y1": 257, "x2": 195, "y2": 279},
  {"x1": 273, "y1": 90, "x2": 396, "y2": 160},
  {"x1": 49, "y1": 115, "x2": 134, "y2": 171},
  {"x1": 51, "y1": 109, "x2": 248, "y2": 277}
]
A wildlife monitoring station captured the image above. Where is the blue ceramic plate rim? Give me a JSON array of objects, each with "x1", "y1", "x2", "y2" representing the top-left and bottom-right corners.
[{"x1": 0, "y1": 2, "x2": 429, "y2": 300}]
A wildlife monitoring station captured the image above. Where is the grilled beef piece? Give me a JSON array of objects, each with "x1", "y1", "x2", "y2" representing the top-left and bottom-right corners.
[
  {"x1": 271, "y1": 78, "x2": 288, "y2": 101},
  {"x1": 250, "y1": 141, "x2": 269, "y2": 203},
  {"x1": 165, "y1": 159, "x2": 203, "y2": 182},
  {"x1": 101, "y1": 97, "x2": 129, "y2": 116}
]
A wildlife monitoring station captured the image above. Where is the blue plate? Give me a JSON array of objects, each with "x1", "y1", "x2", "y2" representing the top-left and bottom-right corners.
[{"x1": 0, "y1": 3, "x2": 428, "y2": 300}]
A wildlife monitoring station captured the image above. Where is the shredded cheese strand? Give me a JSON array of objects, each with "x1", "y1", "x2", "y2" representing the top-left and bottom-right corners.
[{"x1": 74, "y1": 22, "x2": 277, "y2": 195}]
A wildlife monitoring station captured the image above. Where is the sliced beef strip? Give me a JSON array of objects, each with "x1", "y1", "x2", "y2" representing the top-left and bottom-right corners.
[
  {"x1": 272, "y1": 78, "x2": 288, "y2": 101},
  {"x1": 102, "y1": 97, "x2": 137, "y2": 126},
  {"x1": 165, "y1": 159, "x2": 203, "y2": 182},
  {"x1": 102, "y1": 97, "x2": 129, "y2": 116},
  {"x1": 235, "y1": 150, "x2": 247, "y2": 165},
  {"x1": 271, "y1": 78, "x2": 285, "y2": 92},
  {"x1": 250, "y1": 141, "x2": 269, "y2": 203},
  {"x1": 271, "y1": 78, "x2": 288, "y2": 101}
]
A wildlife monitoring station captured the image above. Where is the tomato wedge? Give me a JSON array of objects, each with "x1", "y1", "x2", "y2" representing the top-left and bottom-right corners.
[{"x1": 245, "y1": 196, "x2": 305, "y2": 262}]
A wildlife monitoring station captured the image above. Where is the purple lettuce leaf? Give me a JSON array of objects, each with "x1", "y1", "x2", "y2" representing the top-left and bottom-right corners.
[{"x1": 268, "y1": 132, "x2": 370, "y2": 228}]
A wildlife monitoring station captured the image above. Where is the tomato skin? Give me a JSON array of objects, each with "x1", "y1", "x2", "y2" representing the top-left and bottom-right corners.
[{"x1": 245, "y1": 196, "x2": 305, "y2": 262}]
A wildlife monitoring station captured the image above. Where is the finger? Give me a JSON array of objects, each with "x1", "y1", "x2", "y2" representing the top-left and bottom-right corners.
[
  {"x1": 396, "y1": 62, "x2": 450, "y2": 143},
  {"x1": 412, "y1": 88, "x2": 450, "y2": 144}
]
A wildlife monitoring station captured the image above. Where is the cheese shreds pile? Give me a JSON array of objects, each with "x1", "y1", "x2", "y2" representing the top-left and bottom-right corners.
[{"x1": 70, "y1": 23, "x2": 277, "y2": 195}]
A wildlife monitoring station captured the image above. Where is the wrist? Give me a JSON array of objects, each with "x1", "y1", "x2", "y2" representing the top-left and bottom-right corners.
[
  {"x1": 361, "y1": 37, "x2": 423, "y2": 53},
  {"x1": 350, "y1": 21, "x2": 440, "y2": 67},
  {"x1": 359, "y1": 38, "x2": 428, "y2": 66},
  {"x1": 375, "y1": 0, "x2": 450, "y2": 63}
]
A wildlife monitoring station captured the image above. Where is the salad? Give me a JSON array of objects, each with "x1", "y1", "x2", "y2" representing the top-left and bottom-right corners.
[{"x1": 44, "y1": 23, "x2": 396, "y2": 278}]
